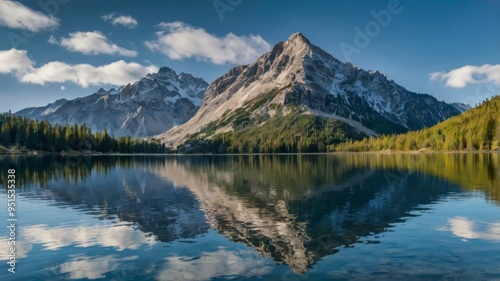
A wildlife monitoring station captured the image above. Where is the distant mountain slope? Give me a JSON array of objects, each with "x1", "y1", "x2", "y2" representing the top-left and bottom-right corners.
[
  {"x1": 16, "y1": 67, "x2": 208, "y2": 138},
  {"x1": 334, "y1": 96, "x2": 500, "y2": 151},
  {"x1": 0, "y1": 113, "x2": 167, "y2": 153},
  {"x1": 158, "y1": 33, "x2": 463, "y2": 151},
  {"x1": 451, "y1": 102, "x2": 472, "y2": 113}
]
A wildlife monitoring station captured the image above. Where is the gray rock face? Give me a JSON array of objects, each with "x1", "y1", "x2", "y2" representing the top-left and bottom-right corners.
[
  {"x1": 16, "y1": 67, "x2": 208, "y2": 138},
  {"x1": 160, "y1": 33, "x2": 464, "y2": 146},
  {"x1": 451, "y1": 102, "x2": 472, "y2": 113}
]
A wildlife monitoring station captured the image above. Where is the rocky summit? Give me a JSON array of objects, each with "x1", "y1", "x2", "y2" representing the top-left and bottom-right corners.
[{"x1": 158, "y1": 33, "x2": 464, "y2": 149}]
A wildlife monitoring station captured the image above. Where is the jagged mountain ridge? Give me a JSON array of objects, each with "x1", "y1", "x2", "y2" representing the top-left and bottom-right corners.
[
  {"x1": 16, "y1": 67, "x2": 208, "y2": 138},
  {"x1": 451, "y1": 102, "x2": 472, "y2": 113},
  {"x1": 335, "y1": 95, "x2": 500, "y2": 151},
  {"x1": 159, "y1": 33, "x2": 463, "y2": 148}
]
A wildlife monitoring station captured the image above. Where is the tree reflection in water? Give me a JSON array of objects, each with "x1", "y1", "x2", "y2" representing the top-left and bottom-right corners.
[{"x1": 1, "y1": 153, "x2": 498, "y2": 273}]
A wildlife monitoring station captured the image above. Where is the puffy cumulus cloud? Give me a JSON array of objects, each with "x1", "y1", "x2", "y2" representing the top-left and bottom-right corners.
[
  {"x1": 50, "y1": 31, "x2": 138, "y2": 57},
  {"x1": 102, "y1": 13, "x2": 138, "y2": 29},
  {"x1": 55, "y1": 255, "x2": 137, "y2": 280},
  {"x1": 155, "y1": 248, "x2": 274, "y2": 281},
  {"x1": 145, "y1": 21, "x2": 272, "y2": 65},
  {"x1": 20, "y1": 60, "x2": 156, "y2": 88},
  {"x1": 0, "y1": 48, "x2": 34, "y2": 74},
  {"x1": 22, "y1": 222, "x2": 157, "y2": 251},
  {"x1": 0, "y1": 0, "x2": 59, "y2": 32},
  {"x1": 0, "y1": 49, "x2": 155, "y2": 87},
  {"x1": 430, "y1": 64, "x2": 500, "y2": 88}
]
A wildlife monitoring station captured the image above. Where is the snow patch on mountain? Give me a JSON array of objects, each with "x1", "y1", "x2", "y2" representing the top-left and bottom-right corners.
[
  {"x1": 158, "y1": 32, "x2": 463, "y2": 147},
  {"x1": 16, "y1": 67, "x2": 208, "y2": 138}
]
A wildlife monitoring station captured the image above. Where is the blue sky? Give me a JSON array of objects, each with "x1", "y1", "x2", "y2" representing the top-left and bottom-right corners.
[{"x1": 0, "y1": 0, "x2": 499, "y2": 112}]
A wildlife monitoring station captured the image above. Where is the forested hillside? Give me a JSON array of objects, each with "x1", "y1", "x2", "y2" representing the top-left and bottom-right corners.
[
  {"x1": 202, "y1": 113, "x2": 365, "y2": 153},
  {"x1": 332, "y1": 96, "x2": 500, "y2": 152},
  {"x1": 0, "y1": 113, "x2": 167, "y2": 153}
]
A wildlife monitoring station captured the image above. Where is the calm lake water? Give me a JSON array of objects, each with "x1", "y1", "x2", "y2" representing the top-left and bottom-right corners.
[{"x1": 0, "y1": 154, "x2": 499, "y2": 281}]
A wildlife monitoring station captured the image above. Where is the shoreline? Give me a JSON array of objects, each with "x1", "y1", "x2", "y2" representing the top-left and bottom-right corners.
[{"x1": 1, "y1": 148, "x2": 499, "y2": 157}]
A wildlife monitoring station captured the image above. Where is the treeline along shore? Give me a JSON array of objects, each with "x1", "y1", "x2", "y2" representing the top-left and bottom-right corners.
[{"x1": 0, "y1": 113, "x2": 168, "y2": 154}]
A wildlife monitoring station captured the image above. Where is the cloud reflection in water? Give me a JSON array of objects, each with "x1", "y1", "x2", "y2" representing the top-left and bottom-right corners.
[
  {"x1": 155, "y1": 247, "x2": 274, "y2": 281},
  {"x1": 445, "y1": 216, "x2": 500, "y2": 242},
  {"x1": 22, "y1": 222, "x2": 157, "y2": 251}
]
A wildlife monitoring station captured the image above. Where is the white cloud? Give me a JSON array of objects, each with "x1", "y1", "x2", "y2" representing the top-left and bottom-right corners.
[
  {"x1": 0, "y1": 48, "x2": 157, "y2": 87},
  {"x1": 20, "y1": 60, "x2": 158, "y2": 88},
  {"x1": 0, "y1": 0, "x2": 59, "y2": 32},
  {"x1": 430, "y1": 64, "x2": 500, "y2": 88},
  {"x1": 60, "y1": 85, "x2": 66, "y2": 91},
  {"x1": 48, "y1": 35, "x2": 58, "y2": 44},
  {"x1": 0, "y1": 48, "x2": 34, "y2": 74},
  {"x1": 145, "y1": 21, "x2": 272, "y2": 65},
  {"x1": 50, "y1": 31, "x2": 138, "y2": 57},
  {"x1": 102, "y1": 13, "x2": 138, "y2": 29}
]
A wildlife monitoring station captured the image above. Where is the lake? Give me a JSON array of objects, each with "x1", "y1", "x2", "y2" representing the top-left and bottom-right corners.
[{"x1": 0, "y1": 153, "x2": 499, "y2": 280}]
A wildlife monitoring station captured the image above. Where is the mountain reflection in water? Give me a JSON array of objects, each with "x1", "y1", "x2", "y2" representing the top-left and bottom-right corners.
[{"x1": 0, "y1": 153, "x2": 498, "y2": 275}]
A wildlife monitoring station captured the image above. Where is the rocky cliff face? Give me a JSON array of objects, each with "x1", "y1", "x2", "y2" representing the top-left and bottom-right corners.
[
  {"x1": 16, "y1": 67, "x2": 208, "y2": 138},
  {"x1": 158, "y1": 33, "x2": 463, "y2": 147}
]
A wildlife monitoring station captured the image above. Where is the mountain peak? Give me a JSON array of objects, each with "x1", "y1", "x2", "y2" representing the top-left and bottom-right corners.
[
  {"x1": 159, "y1": 33, "x2": 463, "y2": 148},
  {"x1": 287, "y1": 32, "x2": 311, "y2": 44},
  {"x1": 158, "y1": 66, "x2": 176, "y2": 75},
  {"x1": 16, "y1": 66, "x2": 208, "y2": 139},
  {"x1": 282, "y1": 32, "x2": 337, "y2": 63}
]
